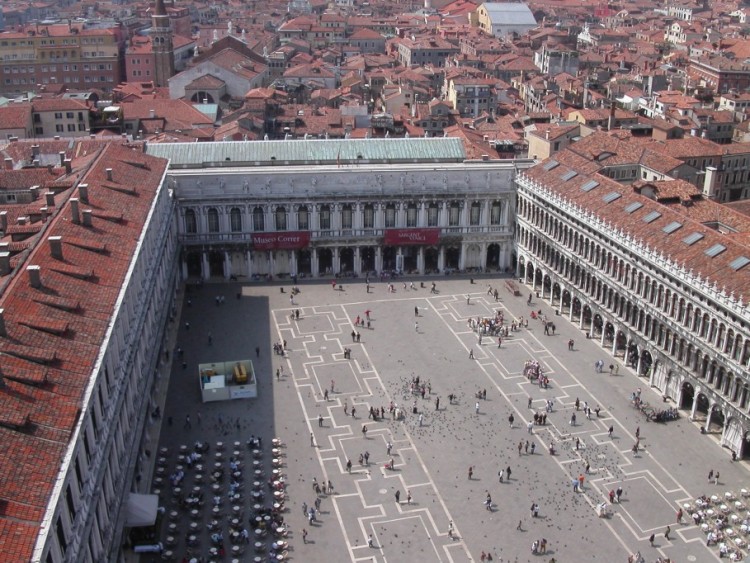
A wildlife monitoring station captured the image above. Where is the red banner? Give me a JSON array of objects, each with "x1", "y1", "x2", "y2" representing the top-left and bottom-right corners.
[
  {"x1": 383, "y1": 228, "x2": 440, "y2": 246},
  {"x1": 252, "y1": 231, "x2": 310, "y2": 250}
]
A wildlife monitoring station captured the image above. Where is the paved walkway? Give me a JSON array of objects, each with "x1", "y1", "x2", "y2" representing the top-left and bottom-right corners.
[{"x1": 145, "y1": 276, "x2": 742, "y2": 562}]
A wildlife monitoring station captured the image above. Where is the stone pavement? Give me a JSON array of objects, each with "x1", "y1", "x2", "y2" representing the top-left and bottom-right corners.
[{"x1": 146, "y1": 276, "x2": 742, "y2": 563}]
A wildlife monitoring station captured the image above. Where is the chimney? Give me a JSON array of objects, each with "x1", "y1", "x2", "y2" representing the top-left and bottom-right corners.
[
  {"x1": 45, "y1": 192, "x2": 55, "y2": 207},
  {"x1": 149, "y1": 109, "x2": 156, "y2": 119},
  {"x1": 545, "y1": 129, "x2": 550, "y2": 140},
  {"x1": 59, "y1": 151, "x2": 65, "y2": 166},
  {"x1": 0, "y1": 211, "x2": 6, "y2": 232},
  {"x1": 0, "y1": 309, "x2": 6, "y2": 338},
  {"x1": 63, "y1": 158, "x2": 72, "y2": 174},
  {"x1": 89, "y1": 133, "x2": 95, "y2": 139},
  {"x1": 29, "y1": 185, "x2": 40, "y2": 200},
  {"x1": 0, "y1": 254, "x2": 10, "y2": 276},
  {"x1": 31, "y1": 145, "x2": 40, "y2": 158},
  {"x1": 82, "y1": 209, "x2": 92, "y2": 227},
  {"x1": 17, "y1": 217, "x2": 26, "y2": 226},
  {"x1": 70, "y1": 198, "x2": 80, "y2": 224},
  {"x1": 78, "y1": 184, "x2": 89, "y2": 204},
  {"x1": 105, "y1": 168, "x2": 113, "y2": 181},
  {"x1": 27, "y1": 265, "x2": 41, "y2": 288},
  {"x1": 32, "y1": 159, "x2": 40, "y2": 167},
  {"x1": 48, "y1": 236, "x2": 63, "y2": 259},
  {"x1": 4, "y1": 158, "x2": 12, "y2": 170},
  {"x1": 54, "y1": 135, "x2": 60, "y2": 140}
]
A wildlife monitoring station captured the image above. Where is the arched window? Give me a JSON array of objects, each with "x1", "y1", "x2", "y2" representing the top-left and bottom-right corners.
[
  {"x1": 275, "y1": 206, "x2": 287, "y2": 231},
  {"x1": 252, "y1": 206, "x2": 265, "y2": 231},
  {"x1": 230, "y1": 207, "x2": 242, "y2": 232},
  {"x1": 184, "y1": 208, "x2": 197, "y2": 233},
  {"x1": 297, "y1": 206, "x2": 309, "y2": 230},
  {"x1": 207, "y1": 208, "x2": 219, "y2": 233}
]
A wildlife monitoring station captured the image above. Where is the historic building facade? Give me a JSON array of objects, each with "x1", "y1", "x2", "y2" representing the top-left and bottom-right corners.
[
  {"x1": 515, "y1": 153, "x2": 750, "y2": 459},
  {"x1": 147, "y1": 138, "x2": 533, "y2": 281}
]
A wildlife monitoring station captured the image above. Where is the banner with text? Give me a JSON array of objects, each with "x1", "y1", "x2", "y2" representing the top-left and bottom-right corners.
[
  {"x1": 383, "y1": 228, "x2": 440, "y2": 246},
  {"x1": 252, "y1": 231, "x2": 311, "y2": 250}
]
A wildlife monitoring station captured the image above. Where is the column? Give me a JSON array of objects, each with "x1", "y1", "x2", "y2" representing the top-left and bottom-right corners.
[
  {"x1": 290, "y1": 250, "x2": 298, "y2": 276},
  {"x1": 690, "y1": 386, "x2": 700, "y2": 420},
  {"x1": 438, "y1": 246, "x2": 445, "y2": 272},
  {"x1": 201, "y1": 251, "x2": 210, "y2": 280},
  {"x1": 354, "y1": 247, "x2": 361, "y2": 275},
  {"x1": 375, "y1": 247, "x2": 383, "y2": 273},
  {"x1": 246, "y1": 250, "x2": 253, "y2": 278},
  {"x1": 649, "y1": 361, "x2": 657, "y2": 387},
  {"x1": 181, "y1": 258, "x2": 188, "y2": 280},
  {"x1": 479, "y1": 243, "x2": 488, "y2": 271},
  {"x1": 418, "y1": 202, "x2": 426, "y2": 227},
  {"x1": 636, "y1": 351, "x2": 643, "y2": 376},
  {"x1": 458, "y1": 243, "x2": 466, "y2": 270},
  {"x1": 611, "y1": 328, "x2": 618, "y2": 356},
  {"x1": 705, "y1": 401, "x2": 714, "y2": 430},
  {"x1": 481, "y1": 199, "x2": 490, "y2": 226},
  {"x1": 600, "y1": 326, "x2": 607, "y2": 349},
  {"x1": 568, "y1": 296, "x2": 575, "y2": 321},
  {"x1": 223, "y1": 251, "x2": 231, "y2": 279},
  {"x1": 333, "y1": 247, "x2": 340, "y2": 274},
  {"x1": 269, "y1": 251, "x2": 276, "y2": 277},
  {"x1": 417, "y1": 247, "x2": 425, "y2": 274},
  {"x1": 311, "y1": 248, "x2": 319, "y2": 277},
  {"x1": 439, "y1": 201, "x2": 448, "y2": 227}
]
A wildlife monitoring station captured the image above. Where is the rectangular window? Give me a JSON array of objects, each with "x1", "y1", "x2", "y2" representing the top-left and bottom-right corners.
[
  {"x1": 298, "y1": 209, "x2": 309, "y2": 230},
  {"x1": 66, "y1": 112, "x2": 74, "y2": 118},
  {"x1": 427, "y1": 206, "x2": 438, "y2": 227},
  {"x1": 319, "y1": 207, "x2": 331, "y2": 230},
  {"x1": 490, "y1": 202, "x2": 501, "y2": 225},
  {"x1": 406, "y1": 206, "x2": 417, "y2": 227},
  {"x1": 448, "y1": 205, "x2": 460, "y2": 226},
  {"x1": 56, "y1": 124, "x2": 64, "y2": 132},
  {"x1": 341, "y1": 207, "x2": 352, "y2": 229},
  {"x1": 275, "y1": 208, "x2": 287, "y2": 231},
  {"x1": 469, "y1": 204, "x2": 480, "y2": 225},
  {"x1": 54, "y1": 112, "x2": 62, "y2": 119},
  {"x1": 384, "y1": 207, "x2": 395, "y2": 228},
  {"x1": 363, "y1": 206, "x2": 374, "y2": 229}
]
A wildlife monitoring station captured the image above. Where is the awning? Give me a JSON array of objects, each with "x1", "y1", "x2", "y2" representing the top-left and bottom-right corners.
[{"x1": 125, "y1": 493, "x2": 159, "y2": 527}]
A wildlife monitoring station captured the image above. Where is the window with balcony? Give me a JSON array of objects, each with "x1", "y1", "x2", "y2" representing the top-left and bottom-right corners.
[
  {"x1": 207, "y1": 208, "x2": 219, "y2": 233},
  {"x1": 385, "y1": 204, "x2": 396, "y2": 228},
  {"x1": 319, "y1": 205, "x2": 331, "y2": 230},
  {"x1": 469, "y1": 202, "x2": 481, "y2": 225},
  {"x1": 341, "y1": 204, "x2": 352, "y2": 229},
  {"x1": 230, "y1": 207, "x2": 242, "y2": 232},
  {"x1": 298, "y1": 206, "x2": 309, "y2": 230},
  {"x1": 406, "y1": 203, "x2": 417, "y2": 227},
  {"x1": 427, "y1": 203, "x2": 438, "y2": 226},
  {"x1": 275, "y1": 206, "x2": 287, "y2": 231},
  {"x1": 490, "y1": 201, "x2": 502, "y2": 225},
  {"x1": 184, "y1": 209, "x2": 197, "y2": 233},
  {"x1": 363, "y1": 204, "x2": 374, "y2": 228},
  {"x1": 448, "y1": 202, "x2": 460, "y2": 226},
  {"x1": 252, "y1": 206, "x2": 265, "y2": 231}
]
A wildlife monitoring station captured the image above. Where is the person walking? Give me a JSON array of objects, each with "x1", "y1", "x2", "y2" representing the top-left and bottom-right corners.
[
  {"x1": 302, "y1": 529, "x2": 308, "y2": 544},
  {"x1": 395, "y1": 490, "x2": 401, "y2": 504},
  {"x1": 475, "y1": 402, "x2": 480, "y2": 414},
  {"x1": 715, "y1": 471, "x2": 720, "y2": 485},
  {"x1": 498, "y1": 468, "x2": 504, "y2": 483},
  {"x1": 508, "y1": 413, "x2": 514, "y2": 428},
  {"x1": 415, "y1": 321, "x2": 419, "y2": 332},
  {"x1": 608, "y1": 425, "x2": 614, "y2": 438},
  {"x1": 468, "y1": 466, "x2": 473, "y2": 480},
  {"x1": 570, "y1": 413, "x2": 576, "y2": 426},
  {"x1": 469, "y1": 348, "x2": 474, "y2": 359},
  {"x1": 506, "y1": 466, "x2": 512, "y2": 480},
  {"x1": 676, "y1": 508, "x2": 683, "y2": 524},
  {"x1": 368, "y1": 534, "x2": 374, "y2": 548},
  {"x1": 310, "y1": 432, "x2": 315, "y2": 447},
  {"x1": 664, "y1": 525, "x2": 671, "y2": 541},
  {"x1": 407, "y1": 490, "x2": 412, "y2": 505},
  {"x1": 649, "y1": 533, "x2": 655, "y2": 547},
  {"x1": 616, "y1": 485, "x2": 623, "y2": 502}
]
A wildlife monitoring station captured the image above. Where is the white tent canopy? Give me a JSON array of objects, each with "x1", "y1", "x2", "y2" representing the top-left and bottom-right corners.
[{"x1": 125, "y1": 493, "x2": 159, "y2": 527}]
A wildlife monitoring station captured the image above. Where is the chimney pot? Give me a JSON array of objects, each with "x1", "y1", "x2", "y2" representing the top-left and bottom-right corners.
[
  {"x1": 29, "y1": 185, "x2": 40, "y2": 200},
  {"x1": 63, "y1": 158, "x2": 72, "y2": 174},
  {"x1": 32, "y1": 159, "x2": 40, "y2": 167},
  {"x1": 70, "y1": 198, "x2": 80, "y2": 224},
  {"x1": 0, "y1": 253, "x2": 10, "y2": 276},
  {"x1": 78, "y1": 184, "x2": 89, "y2": 204},
  {"x1": 45, "y1": 192, "x2": 55, "y2": 206},
  {"x1": 0, "y1": 308, "x2": 7, "y2": 338},
  {"x1": 54, "y1": 135, "x2": 60, "y2": 140},
  {"x1": 48, "y1": 235, "x2": 63, "y2": 259},
  {"x1": 31, "y1": 144, "x2": 40, "y2": 157},
  {"x1": 149, "y1": 109, "x2": 156, "y2": 119},
  {"x1": 105, "y1": 168, "x2": 113, "y2": 181},
  {"x1": 17, "y1": 216, "x2": 26, "y2": 226},
  {"x1": 82, "y1": 209, "x2": 92, "y2": 227},
  {"x1": 4, "y1": 158, "x2": 13, "y2": 171},
  {"x1": 27, "y1": 265, "x2": 41, "y2": 288}
]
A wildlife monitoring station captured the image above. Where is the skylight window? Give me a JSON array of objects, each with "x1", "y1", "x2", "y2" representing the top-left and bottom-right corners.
[
  {"x1": 561, "y1": 170, "x2": 578, "y2": 181},
  {"x1": 543, "y1": 159, "x2": 559, "y2": 171},
  {"x1": 624, "y1": 202, "x2": 643, "y2": 213},
  {"x1": 602, "y1": 192, "x2": 621, "y2": 203},
  {"x1": 581, "y1": 180, "x2": 599, "y2": 192},
  {"x1": 662, "y1": 221, "x2": 682, "y2": 234},
  {"x1": 683, "y1": 232, "x2": 704, "y2": 245},
  {"x1": 730, "y1": 256, "x2": 750, "y2": 271},
  {"x1": 642, "y1": 211, "x2": 661, "y2": 223},
  {"x1": 705, "y1": 244, "x2": 726, "y2": 258}
]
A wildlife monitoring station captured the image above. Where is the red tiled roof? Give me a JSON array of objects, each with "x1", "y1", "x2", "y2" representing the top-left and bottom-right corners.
[
  {"x1": 0, "y1": 142, "x2": 168, "y2": 561},
  {"x1": 0, "y1": 106, "x2": 31, "y2": 131}
]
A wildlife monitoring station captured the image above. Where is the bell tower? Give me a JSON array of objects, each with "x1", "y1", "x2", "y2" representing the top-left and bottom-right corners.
[{"x1": 151, "y1": 0, "x2": 174, "y2": 87}]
